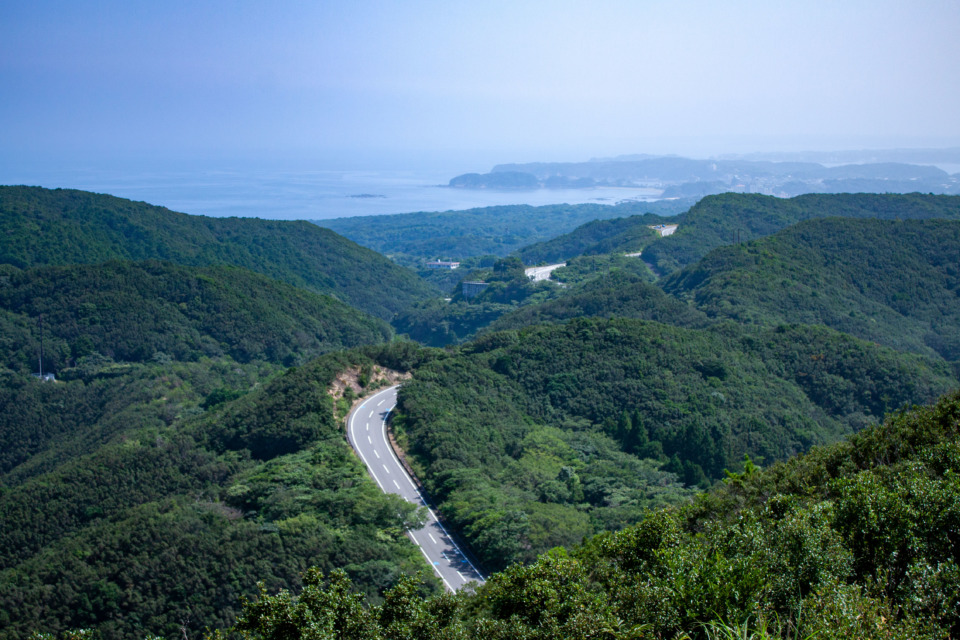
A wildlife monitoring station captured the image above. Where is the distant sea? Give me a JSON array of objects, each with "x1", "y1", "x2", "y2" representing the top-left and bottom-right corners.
[{"x1": 3, "y1": 166, "x2": 662, "y2": 221}]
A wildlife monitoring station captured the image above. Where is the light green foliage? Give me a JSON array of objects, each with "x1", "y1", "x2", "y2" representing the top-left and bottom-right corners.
[
  {"x1": 546, "y1": 253, "x2": 656, "y2": 286},
  {"x1": 99, "y1": 390, "x2": 956, "y2": 639},
  {"x1": 2, "y1": 344, "x2": 443, "y2": 640},
  {"x1": 209, "y1": 390, "x2": 960, "y2": 638},
  {"x1": 394, "y1": 317, "x2": 956, "y2": 569},
  {"x1": 230, "y1": 569, "x2": 382, "y2": 639}
]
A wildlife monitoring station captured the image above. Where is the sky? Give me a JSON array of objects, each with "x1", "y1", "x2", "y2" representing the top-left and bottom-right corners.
[{"x1": 2, "y1": 0, "x2": 959, "y2": 172}]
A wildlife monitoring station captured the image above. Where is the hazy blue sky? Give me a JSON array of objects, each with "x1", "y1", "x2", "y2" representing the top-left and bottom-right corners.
[{"x1": 2, "y1": 1, "x2": 959, "y2": 170}]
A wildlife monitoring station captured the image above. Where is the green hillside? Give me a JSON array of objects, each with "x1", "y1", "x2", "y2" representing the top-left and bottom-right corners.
[
  {"x1": 0, "y1": 345, "x2": 439, "y2": 640},
  {"x1": 392, "y1": 257, "x2": 564, "y2": 347},
  {"x1": 320, "y1": 199, "x2": 692, "y2": 267},
  {"x1": 516, "y1": 214, "x2": 666, "y2": 264},
  {"x1": 662, "y1": 218, "x2": 960, "y2": 363},
  {"x1": 394, "y1": 256, "x2": 665, "y2": 347},
  {"x1": 0, "y1": 186, "x2": 437, "y2": 319},
  {"x1": 212, "y1": 388, "x2": 960, "y2": 640},
  {"x1": 6, "y1": 186, "x2": 960, "y2": 639},
  {"x1": 0, "y1": 260, "x2": 393, "y2": 373},
  {"x1": 643, "y1": 192, "x2": 960, "y2": 275},
  {"x1": 393, "y1": 317, "x2": 957, "y2": 570},
  {"x1": 483, "y1": 271, "x2": 708, "y2": 334},
  {"x1": 519, "y1": 193, "x2": 960, "y2": 278}
]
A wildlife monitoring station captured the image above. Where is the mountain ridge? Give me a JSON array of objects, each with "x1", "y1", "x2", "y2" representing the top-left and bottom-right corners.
[{"x1": 0, "y1": 186, "x2": 437, "y2": 320}]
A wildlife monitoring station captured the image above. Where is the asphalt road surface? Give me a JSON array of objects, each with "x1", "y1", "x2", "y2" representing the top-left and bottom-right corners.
[{"x1": 347, "y1": 384, "x2": 485, "y2": 591}]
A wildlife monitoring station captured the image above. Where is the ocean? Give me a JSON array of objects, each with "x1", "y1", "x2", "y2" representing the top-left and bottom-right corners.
[{"x1": 3, "y1": 165, "x2": 662, "y2": 221}]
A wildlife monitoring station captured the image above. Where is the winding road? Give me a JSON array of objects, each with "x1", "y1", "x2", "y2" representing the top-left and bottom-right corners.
[{"x1": 346, "y1": 385, "x2": 485, "y2": 591}]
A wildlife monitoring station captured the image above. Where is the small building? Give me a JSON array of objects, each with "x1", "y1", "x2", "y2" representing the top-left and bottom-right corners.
[
  {"x1": 427, "y1": 260, "x2": 461, "y2": 269},
  {"x1": 461, "y1": 281, "x2": 490, "y2": 299}
]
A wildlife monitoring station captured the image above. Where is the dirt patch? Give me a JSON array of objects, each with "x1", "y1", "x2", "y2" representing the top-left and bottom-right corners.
[{"x1": 328, "y1": 365, "x2": 410, "y2": 402}]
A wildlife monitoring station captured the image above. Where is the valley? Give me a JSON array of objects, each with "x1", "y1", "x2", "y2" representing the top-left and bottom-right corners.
[{"x1": 2, "y1": 186, "x2": 959, "y2": 638}]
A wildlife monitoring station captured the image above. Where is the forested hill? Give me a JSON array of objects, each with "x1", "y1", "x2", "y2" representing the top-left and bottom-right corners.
[
  {"x1": 0, "y1": 186, "x2": 437, "y2": 319},
  {"x1": 0, "y1": 260, "x2": 393, "y2": 372},
  {"x1": 207, "y1": 388, "x2": 960, "y2": 639},
  {"x1": 522, "y1": 192, "x2": 960, "y2": 275},
  {"x1": 394, "y1": 317, "x2": 957, "y2": 570},
  {"x1": 643, "y1": 192, "x2": 960, "y2": 274},
  {"x1": 483, "y1": 271, "x2": 710, "y2": 334},
  {"x1": 662, "y1": 217, "x2": 960, "y2": 364},
  {"x1": 0, "y1": 344, "x2": 440, "y2": 640},
  {"x1": 516, "y1": 214, "x2": 666, "y2": 265},
  {"x1": 319, "y1": 199, "x2": 692, "y2": 266}
]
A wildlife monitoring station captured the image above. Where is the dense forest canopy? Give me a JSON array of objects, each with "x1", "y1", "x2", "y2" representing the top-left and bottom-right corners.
[
  {"x1": 0, "y1": 186, "x2": 437, "y2": 320},
  {"x1": 393, "y1": 194, "x2": 960, "y2": 352},
  {"x1": 482, "y1": 271, "x2": 708, "y2": 335},
  {"x1": 530, "y1": 193, "x2": 960, "y2": 278},
  {"x1": 662, "y1": 217, "x2": 960, "y2": 364},
  {"x1": 319, "y1": 199, "x2": 692, "y2": 268},
  {"x1": 642, "y1": 192, "x2": 960, "y2": 275},
  {"x1": 391, "y1": 256, "x2": 566, "y2": 347},
  {"x1": 0, "y1": 260, "x2": 393, "y2": 373},
  {"x1": 202, "y1": 388, "x2": 960, "y2": 639},
  {"x1": 393, "y1": 317, "x2": 957, "y2": 570},
  {"x1": 516, "y1": 214, "x2": 666, "y2": 265},
  {"x1": 3, "y1": 186, "x2": 960, "y2": 639},
  {"x1": 0, "y1": 345, "x2": 441, "y2": 640}
]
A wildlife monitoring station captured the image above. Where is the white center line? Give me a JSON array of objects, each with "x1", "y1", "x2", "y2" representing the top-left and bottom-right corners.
[
  {"x1": 374, "y1": 450, "x2": 380, "y2": 458},
  {"x1": 393, "y1": 479, "x2": 401, "y2": 490},
  {"x1": 367, "y1": 435, "x2": 372, "y2": 444},
  {"x1": 383, "y1": 464, "x2": 391, "y2": 474},
  {"x1": 428, "y1": 533, "x2": 438, "y2": 544},
  {"x1": 377, "y1": 399, "x2": 385, "y2": 406},
  {"x1": 369, "y1": 410, "x2": 374, "y2": 418}
]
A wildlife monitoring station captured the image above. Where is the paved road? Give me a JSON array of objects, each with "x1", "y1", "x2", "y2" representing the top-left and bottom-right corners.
[
  {"x1": 650, "y1": 223, "x2": 678, "y2": 237},
  {"x1": 347, "y1": 385, "x2": 485, "y2": 591},
  {"x1": 524, "y1": 262, "x2": 566, "y2": 281}
]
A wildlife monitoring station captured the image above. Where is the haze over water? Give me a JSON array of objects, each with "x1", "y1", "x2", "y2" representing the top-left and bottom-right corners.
[{"x1": 2, "y1": 164, "x2": 662, "y2": 221}]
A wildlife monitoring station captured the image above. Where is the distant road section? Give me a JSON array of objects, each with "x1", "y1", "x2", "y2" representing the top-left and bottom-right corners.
[
  {"x1": 525, "y1": 263, "x2": 566, "y2": 281},
  {"x1": 347, "y1": 385, "x2": 485, "y2": 591},
  {"x1": 650, "y1": 224, "x2": 679, "y2": 237}
]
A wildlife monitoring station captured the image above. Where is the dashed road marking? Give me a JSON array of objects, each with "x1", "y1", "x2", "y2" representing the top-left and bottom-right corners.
[{"x1": 348, "y1": 385, "x2": 484, "y2": 591}]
